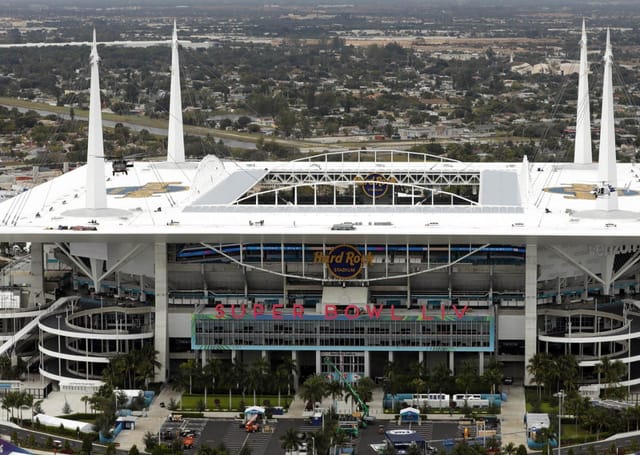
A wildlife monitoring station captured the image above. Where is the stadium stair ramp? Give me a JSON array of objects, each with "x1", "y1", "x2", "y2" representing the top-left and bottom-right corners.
[{"x1": 0, "y1": 296, "x2": 75, "y2": 357}]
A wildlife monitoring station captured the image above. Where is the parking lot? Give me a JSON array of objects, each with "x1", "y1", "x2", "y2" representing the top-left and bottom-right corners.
[
  {"x1": 157, "y1": 416, "x2": 463, "y2": 455},
  {"x1": 159, "y1": 416, "x2": 208, "y2": 449}
]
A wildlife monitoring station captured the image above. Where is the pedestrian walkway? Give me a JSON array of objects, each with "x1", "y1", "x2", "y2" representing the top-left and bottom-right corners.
[
  {"x1": 114, "y1": 387, "x2": 179, "y2": 450},
  {"x1": 499, "y1": 383, "x2": 527, "y2": 449}
]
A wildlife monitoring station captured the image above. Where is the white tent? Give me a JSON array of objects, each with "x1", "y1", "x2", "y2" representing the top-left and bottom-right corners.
[
  {"x1": 399, "y1": 407, "x2": 419, "y2": 415},
  {"x1": 33, "y1": 414, "x2": 95, "y2": 433},
  {"x1": 244, "y1": 406, "x2": 265, "y2": 415}
]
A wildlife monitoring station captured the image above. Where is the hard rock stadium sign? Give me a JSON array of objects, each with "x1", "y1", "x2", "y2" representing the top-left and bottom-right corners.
[{"x1": 314, "y1": 244, "x2": 374, "y2": 279}]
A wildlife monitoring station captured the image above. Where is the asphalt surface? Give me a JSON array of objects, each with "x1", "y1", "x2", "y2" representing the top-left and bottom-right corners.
[
  {"x1": 5, "y1": 417, "x2": 640, "y2": 455},
  {"x1": 156, "y1": 417, "x2": 462, "y2": 455}
]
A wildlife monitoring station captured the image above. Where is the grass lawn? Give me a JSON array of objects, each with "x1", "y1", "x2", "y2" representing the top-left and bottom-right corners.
[
  {"x1": 560, "y1": 421, "x2": 599, "y2": 444},
  {"x1": 525, "y1": 387, "x2": 558, "y2": 413},
  {"x1": 180, "y1": 394, "x2": 293, "y2": 412}
]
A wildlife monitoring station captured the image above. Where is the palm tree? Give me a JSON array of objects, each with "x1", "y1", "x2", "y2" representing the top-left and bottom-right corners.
[
  {"x1": 598, "y1": 357, "x2": 626, "y2": 399},
  {"x1": 1, "y1": 391, "x2": 17, "y2": 421},
  {"x1": 557, "y1": 354, "x2": 579, "y2": 394},
  {"x1": 143, "y1": 431, "x2": 158, "y2": 452},
  {"x1": 18, "y1": 392, "x2": 33, "y2": 425},
  {"x1": 177, "y1": 359, "x2": 199, "y2": 395},
  {"x1": 527, "y1": 353, "x2": 549, "y2": 399},
  {"x1": 299, "y1": 374, "x2": 328, "y2": 410},
  {"x1": 135, "y1": 344, "x2": 161, "y2": 388},
  {"x1": 326, "y1": 380, "x2": 344, "y2": 412},
  {"x1": 482, "y1": 358, "x2": 503, "y2": 395},
  {"x1": 274, "y1": 364, "x2": 291, "y2": 407},
  {"x1": 277, "y1": 355, "x2": 297, "y2": 394},
  {"x1": 230, "y1": 360, "x2": 248, "y2": 401},
  {"x1": 355, "y1": 377, "x2": 375, "y2": 405},
  {"x1": 503, "y1": 442, "x2": 516, "y2": 455},
  {"x1": 280, "y1": 428, "x2": 302, "y2": 454},
  {"x1": 201, "y1": 358, "x2": 222, "y2": 409},
  {"x1": 455, "y1": 361, "x2": 477, "y2": 396},
  {"x1": 249, "y1": 357, "x2": 270, "y2": 401}
]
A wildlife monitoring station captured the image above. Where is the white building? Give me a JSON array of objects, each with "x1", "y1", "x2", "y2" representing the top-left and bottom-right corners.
[{"x1": 0, "y1": 24, "x2": 637, "y2": 391}]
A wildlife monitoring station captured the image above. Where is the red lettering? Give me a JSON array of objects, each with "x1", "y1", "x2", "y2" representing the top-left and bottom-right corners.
[
  {"x1": 215, "y1": 304, "x2": 225, "y2": 319},
  {"x1": 325, "y1": 304, "x2": 338, "y2": 320},
  {"x1": 390, "y1": 305, "x2": 402, "y2": 321},
  {"x1": 231, "y1": 304, "x2": 246, "y2": 319},
  {"x1": 453, "y1": 305, "x2": 470, "y2": 319},
  {"x1": 345, "y1": 305, "x2": 360, "y2": 320},
  {"x1": 292, "y1": 304, "x2": 305, "y2": 319},
  {"x1": 365, "y1": 304, "x2": 383, "y2": 319},
  {"x1": 420, "y1": 305, "x2": 433, "y2": 320},
  {"x1": 253, "y1": 303, "x2": 265, "y2": 318},
  {"x1": 272, "y1": 304, "x2": 283, "y2": 319}
]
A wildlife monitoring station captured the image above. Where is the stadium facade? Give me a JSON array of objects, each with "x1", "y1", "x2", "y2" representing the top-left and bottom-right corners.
[{"x1": 0, "y1": 23, "x2": 639, "y2": 392}]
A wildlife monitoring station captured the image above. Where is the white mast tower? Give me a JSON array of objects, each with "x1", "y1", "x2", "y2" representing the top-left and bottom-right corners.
[
  {"x1": 167, "y1": 20, "x2": 185, "y2": 163},
  {"x1": 574, "y1": 19, "x2": 592, "y2": 164},
  {"x1": 597, "y1": 29, "x2": 618, "y2": 211},
  {"x1": 85, "y1": 29, "x2": 107, "y2": 210}
]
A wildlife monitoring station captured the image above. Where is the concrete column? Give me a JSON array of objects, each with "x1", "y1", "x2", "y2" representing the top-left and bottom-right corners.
[
  {"x1": 388, "y1": 351, "x2": 394, "y2": 363},
  {"x1": 315, "y1": 351, "x2": 322, "y2": 375},
  {"x1": 231, "y1": 350, "x2": 237, "y2": 363},
  {"x1": 584, "y1": 275, "x2": 590, "y2": 299},
  {"x1": 201, "y1": 351, "x2": 207, "y2": 366},
  {"x1": 154, "y1": 242, "x2": 168, "y2": 382},
  {"x1": 29, "y1": 242, "x2": 45, "y2": 307},
  {"x1": 602, "y1": 254, "x2": 615, "y2": 295},
  {"x1": 478, "y1": 352, "x2": 484, "y2": 375},
  {"x1": 364, "y1": 351, "x2": 370, "y2": 378},
  {"x1": 524, "y1": 243, "x2": 538, "y2": 385},
  {"x1": 139, "y1": 275, "x2": 145, "y2": 302},
  {"x1": 89, "y1": 257, "x2": 102, "y2": 293},
  {"x1": 292, "y1": 351, "x2": 299, "y2": 391},
  {"x1": 418, "y1": 351, "x2": 424, "y2": 364},
  {"x1": 449, "y1": 351, "x2": 455, "y2": 375}
]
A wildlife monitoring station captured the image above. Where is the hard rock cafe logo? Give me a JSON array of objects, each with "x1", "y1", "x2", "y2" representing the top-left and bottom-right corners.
[
  {"x1": 355, "y1": 173, "x2": 396, "y2": 199},
  {"x1": 313, "y1": 244, "x2": 374, "y2": 279}
]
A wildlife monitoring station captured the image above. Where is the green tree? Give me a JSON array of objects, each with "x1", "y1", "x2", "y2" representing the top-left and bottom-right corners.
[
  {"x1": 280, "y1": 428, "x2": 302, "y2": 452},
  {"x1": 455, "y1": 361, "x2": 478, "y2": 396},
  {"x1": 143, "y1": 431, "x2": 158, "y2": 452},
  {"x1": 598, "y1": 357, "x2": 626, "y2": 399},
  {"x1": 527, "y1": 353, "x2": 549, "y2": 399},
  {"x1": 326, "y1": 380, "x2": 344, "y2": 412},
  {"x1": 355, "y1": 376, "x2": 375, "y2": 405},
  {"x1": 482, "y1": 358, "x2": 503, "y2": 394},
  {"x1": 81, "y1": 435, "x2": 94, "y2": 455},
  {"x1": 299, "y1": 375, "x2": 328, "y2": 409}
]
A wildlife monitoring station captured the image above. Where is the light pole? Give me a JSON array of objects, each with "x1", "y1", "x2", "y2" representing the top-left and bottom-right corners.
[
  {"x1": 553, "y1": 389, "x2": 565, "y2": 455},
  {"x1": 310, "y1": 436, "x2": 315, "y2": 455}
]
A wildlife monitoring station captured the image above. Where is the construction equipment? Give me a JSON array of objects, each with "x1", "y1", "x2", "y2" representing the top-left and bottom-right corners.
[
  {"x1": 245, "y1": 413, "x2": 259, "y2": 432},
  {"x1": 323, "y1": 358, "x2": 370, "y2": 425}
]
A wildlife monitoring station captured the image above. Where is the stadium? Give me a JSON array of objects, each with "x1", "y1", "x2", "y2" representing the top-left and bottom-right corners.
[{"x1": 0, "y1": 23, "x2": 639, "y2": 395}]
